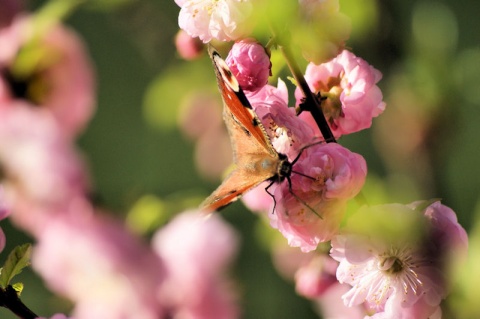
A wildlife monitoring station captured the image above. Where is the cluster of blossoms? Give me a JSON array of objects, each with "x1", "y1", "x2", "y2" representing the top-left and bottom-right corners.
[
  {"x1": 174, "y1": 0, "x2": 468, "y2": 318},
  {"x1": 0, "y1": 2, "x2": 240, "y2": 319},
  {"x1": 0, "y1": 0, "x2": 469, "y2": 318}
]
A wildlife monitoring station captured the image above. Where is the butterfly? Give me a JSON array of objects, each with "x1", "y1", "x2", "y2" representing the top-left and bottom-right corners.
[{"x1": 200, "y1": 46, "x2": 319, "y2": 214}]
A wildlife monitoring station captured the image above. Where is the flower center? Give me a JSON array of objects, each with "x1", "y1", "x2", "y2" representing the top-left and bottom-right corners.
[
  {"x1": 315, "y1": 76, "x2": 344, "y2": 123},
  {"x1": 379, "y1": 255, "x2": 404, "y2": 274},
  {"x1": 3, "y1": 67, "x2": 48, "y2": 106}
]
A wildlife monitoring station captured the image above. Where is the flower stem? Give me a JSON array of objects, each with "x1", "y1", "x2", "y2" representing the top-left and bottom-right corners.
[
  {"x1": 0, "y1": 285, "x2": 38, "y2": 319},
  {"x1": 277, "y1": 43, "x2": 336, "y2": 143}
]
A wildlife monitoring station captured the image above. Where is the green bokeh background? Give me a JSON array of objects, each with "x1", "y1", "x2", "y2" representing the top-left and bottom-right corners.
[{"x1": 1, "y1": 0, "x2": 479, "y2": 318}]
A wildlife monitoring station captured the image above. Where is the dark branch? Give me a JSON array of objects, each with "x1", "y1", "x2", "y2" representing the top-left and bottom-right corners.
[{"x1": 0, "y1": 285, "x2": 38, "y2": 319}]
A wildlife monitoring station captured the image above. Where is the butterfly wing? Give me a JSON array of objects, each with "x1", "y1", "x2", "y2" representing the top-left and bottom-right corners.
[
  {"x1": 200, "y1": 98, "x2": 280, "y2": 212},
  {"x1": 208, "y1": 47, "x2": 278, "y2": 158},
  {"x1": 200, "y1": 47, "x2": 281, "y2": 213}
]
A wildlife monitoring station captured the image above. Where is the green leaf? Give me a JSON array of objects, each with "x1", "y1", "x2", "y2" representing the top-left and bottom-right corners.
[{"x1": 0, "y1": 244, "x2": 32, "y2": 288}]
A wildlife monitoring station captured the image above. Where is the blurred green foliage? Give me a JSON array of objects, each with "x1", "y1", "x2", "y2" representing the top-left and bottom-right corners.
[{"x1": 1, "y1": 0, "x2": 479, "y2": 318}]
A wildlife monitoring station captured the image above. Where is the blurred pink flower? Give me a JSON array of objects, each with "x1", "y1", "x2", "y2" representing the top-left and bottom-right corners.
[
  {"x1": 0, "y1": 0, "x2": 22, "y2": 29},
  {"x1": 0, "y1": 107, "x2": 87, "y2": 202},
  {"x1": 176, "y1": 0, "x2": 254, "y2": 42},
  {"x1": 178, "y1": 92, "x2": 223, "y2": 141},
  {"x1": 175, "y1": 29, "x2": 204, "y2": 60},
  {"x1": 296, "y1": 50, "x2": 385, "y2": 138},
  {"x1": 195, "y1": 125, "x2": 233, "y2": 181},
  {"x1": 225, "y1": 39, "x2": 271, "y2": 92},
  {"x1": 0, "y1": 185, "x2": 9, "y2": 219},
  {"x1": 0, "y1": 106, "x2": 89, "y2": 235},
  {"x1": 0, "y1": 12, "x2": 24, "y2": 67},
  {"x1": 36, "y1": 314, "x2": 72, "y2": 319},
  {"x1": 330, "y1": 201, "x2": 467, "y2": 319},
  {"x1": 295, "y1": 254, "x2": 339, "y2": 298},
  {"x1": 315, "y1": 283, "x2": 366, "y2": 319},
  {"x1": 0, "y1": 16, "x2": 95, "y2": 138},
  {"x1": 415, "y1": 200, "x2": 469, "y2": 257},
  {"x1": 271, "y1": 242, "x2": 318, "y2": 280},
  {"x1": 0, "y1": 186, "x2": 9, "y2": 252},
  {"x1": 177, "y1": 91, "x2": 232, "y2": 180},
  {"x1": 152, "y1": 211, "x2": 240, "y2": 319},
  {"x1": 32, "y1": 214, "x2": 165, "y2": 319}
]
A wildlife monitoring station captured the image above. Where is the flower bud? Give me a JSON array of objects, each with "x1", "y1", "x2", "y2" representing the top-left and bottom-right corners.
[
  {"x1": 174, "y1": 30, "x2": 204, "y2": 60},
  {"x1": 225, "y1": 39, "x2": 271, "y2": 92}
]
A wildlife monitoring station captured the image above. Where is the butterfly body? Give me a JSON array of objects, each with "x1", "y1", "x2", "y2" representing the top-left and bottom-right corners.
[{"x1": 200, "y1": 47, "x2": 293, "y2": 213}]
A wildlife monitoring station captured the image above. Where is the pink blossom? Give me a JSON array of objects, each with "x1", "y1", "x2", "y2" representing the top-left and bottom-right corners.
[
  {"x1": 152, "y1": 211, "x2": 240, "y2": 319},
  {"x1": 175, "y1": 29, "x2": 204, "y2": 60},
  {"x1": 32, "y1": 214, "x2": 165, "y2": 319},
  {"x1": 225, "y1": 39, "x2": 271, "y2": 92},
  {"x1": 0, "y1": 16, "x2": 95, "y2": 138},
  {"x1": 271, "y1": 242, "x2": 341, "y2": 299},
  {"x1": 241, "y1": 181, "x2": 273, "y2": 213},
  {"x1": 246, "y1": 78, "x2": 289, "y2": 104},
  {"x1": 176, "y1": 0, "x2": 254, "y2": 42},
  {"x1": 271, "y1": 197, "x2": 346, "y2": 252},
  {"x1": 239, "y1": 84, "x2": 366, "y2": 252},
  {"x1": 241, "y1": 81, "x2": 316, "y2": 213},
  {"x1": 295, "y1": 254, "x2": 339, "y2": 298},
  {"x1": 414, "y1": 200, "x2": 469, "y2": 257},
  {"x1": 296, "y1": 50, "x2": 385, "y2": 138},
  {"x1": 292, "y1": 142, "x2": 367, "y2": 200},
  {"x1": 315, "y1": 283, "x2": 366, "y2": 319},
  {"x1": 330, "y1": 201, "x2": 467, "y2": 319},
  {"x1": 267, "y1": 143, "x2": 366, "y2": 251},
  {"x1": 0, "y1": 107, "x2": 88, "y2": 235},
  {"x1": 250, "y1": 83, "x2": 315, "y2": 159}
]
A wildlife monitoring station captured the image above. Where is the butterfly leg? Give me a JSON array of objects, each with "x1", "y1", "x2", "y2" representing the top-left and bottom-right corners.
[{"x1": 264, "y1": 180, "x2": 278, "y2": 214}]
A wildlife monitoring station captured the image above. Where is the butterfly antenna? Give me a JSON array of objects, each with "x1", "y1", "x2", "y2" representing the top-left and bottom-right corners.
[
  {"x1": 290, "y1": 140, "x2": 324, "y2": 180},
  {"x1": 291, "y1": 170, "x2": 316, "y2": 181},
  {"x1": 288, "y1": 141, "x2": 326, "y2": 219},
  {"x1": 286, "y1": 176, "x2": 322, "y2": 219},
  {"x1": 265, "y1": 177, "x2": 322, "y2": 219},
  {"x1": 291, "y1": 140, "x2": 324, "y2": 166}
]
